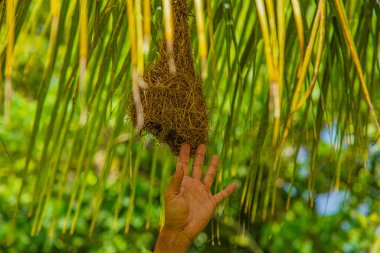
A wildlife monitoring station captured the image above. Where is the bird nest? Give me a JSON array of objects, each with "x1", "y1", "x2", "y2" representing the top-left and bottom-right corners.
[{"x1": 128, "y1": 0, "x2": 209, "y2": 155}]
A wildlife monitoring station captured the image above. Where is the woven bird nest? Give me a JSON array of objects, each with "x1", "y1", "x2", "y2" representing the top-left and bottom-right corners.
[{"x1": 128, "y1": 0, "x2": 209, "y2": 155}]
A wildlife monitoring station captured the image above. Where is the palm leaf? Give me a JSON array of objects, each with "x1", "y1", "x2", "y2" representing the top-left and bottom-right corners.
[{"x1": 0, "y1": 0, "x2": 379, "y2": 245}]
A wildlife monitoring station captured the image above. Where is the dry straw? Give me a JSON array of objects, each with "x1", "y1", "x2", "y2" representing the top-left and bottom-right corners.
[{"x1": 128, "y1": 0, "x2": 209, "y2": 155}]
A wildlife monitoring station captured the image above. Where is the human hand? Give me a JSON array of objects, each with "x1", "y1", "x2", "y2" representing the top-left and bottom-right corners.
[{"x1": 154, "y1": 143, "x2": 237, "y2": 253}]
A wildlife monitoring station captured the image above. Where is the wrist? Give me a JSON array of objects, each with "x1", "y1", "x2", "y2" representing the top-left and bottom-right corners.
[{"x1": 154, "y1": 225, "x2": 192, "y2": 253}]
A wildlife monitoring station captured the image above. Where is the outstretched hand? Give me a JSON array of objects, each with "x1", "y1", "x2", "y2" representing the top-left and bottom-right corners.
[{"x1": 154, "y1": 143, "x2": 237, "y2": 253}]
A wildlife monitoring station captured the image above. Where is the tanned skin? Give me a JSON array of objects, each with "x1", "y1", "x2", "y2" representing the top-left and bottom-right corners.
[{"x1": 154, "y1": 143, "x2": 237, "y2": 253}]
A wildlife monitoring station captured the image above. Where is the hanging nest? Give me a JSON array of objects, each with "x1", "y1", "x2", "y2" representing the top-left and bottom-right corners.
[{"x1": 128, "y1": 0, "x2": 209, "y2": 155}]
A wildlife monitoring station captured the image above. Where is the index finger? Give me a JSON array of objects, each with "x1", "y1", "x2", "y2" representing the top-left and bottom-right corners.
[
  {"x1": 177, "y1": 143, "x2": 190, "y2": 175},
  {"x1": 203, "y1": 155, "x2": 219, "y2": 190}
]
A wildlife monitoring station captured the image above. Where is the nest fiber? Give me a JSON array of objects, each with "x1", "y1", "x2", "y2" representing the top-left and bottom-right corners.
[{"x1": 128, "y1": 0, "x2": 209, "y2": 155}]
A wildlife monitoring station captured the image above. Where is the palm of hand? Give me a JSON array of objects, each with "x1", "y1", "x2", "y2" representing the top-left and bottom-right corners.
[
  {"x1": 165, "y1": 175, "x2": 216, "y2": 240},
  {"x1": 164, "y1": 144, "x2": 236, "y2": 242}
]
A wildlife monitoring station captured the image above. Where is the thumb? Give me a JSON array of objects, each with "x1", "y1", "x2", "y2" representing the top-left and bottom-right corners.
[{"x1": 166, "y1": 165, "x2": 184, "y2": 195}]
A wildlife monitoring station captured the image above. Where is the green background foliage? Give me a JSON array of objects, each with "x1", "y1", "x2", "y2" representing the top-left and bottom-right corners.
[{"x1": 1, "y1": 0, "x2": 380, "y2": 252}]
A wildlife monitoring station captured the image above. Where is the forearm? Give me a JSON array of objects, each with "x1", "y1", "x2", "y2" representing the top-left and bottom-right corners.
[{"x1": 154, "y1": 226, "x2": 192, "y2": 253}]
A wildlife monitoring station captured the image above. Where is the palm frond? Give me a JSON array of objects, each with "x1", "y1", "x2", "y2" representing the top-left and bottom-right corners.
[{"x1": 0, "y1": 0, "x2": 379, "y2": 242}]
